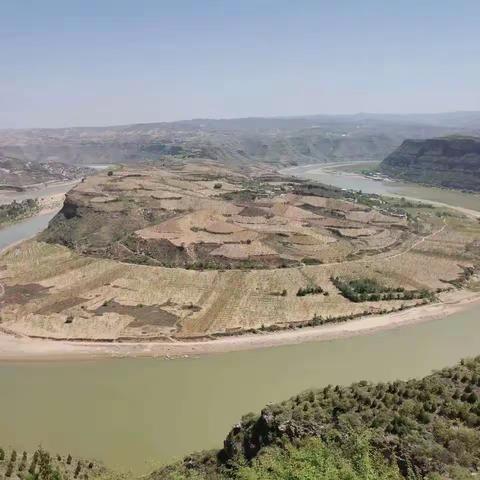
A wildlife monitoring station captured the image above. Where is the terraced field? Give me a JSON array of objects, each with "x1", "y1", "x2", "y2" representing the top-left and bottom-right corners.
[{"x1": 0, "y1": 162, "x2": 479, "y2": 341}]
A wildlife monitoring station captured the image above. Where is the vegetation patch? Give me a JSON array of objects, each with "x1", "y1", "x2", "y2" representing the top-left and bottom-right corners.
[
  {"x1": 296, "y1": 285, "x2": 324, "y2": 296},
  {"x1": 301, "y1": 257, "x2": 323, "y2": 265},
  {"x1": 0, "y1": 198, "x2": 40, "y2": 226},
  {"x1": 0, "y1": 446, "x2": 104, "y2": 480},
  {"x1": 331, "y1": 277, "x2": 435, "y2": 302}
]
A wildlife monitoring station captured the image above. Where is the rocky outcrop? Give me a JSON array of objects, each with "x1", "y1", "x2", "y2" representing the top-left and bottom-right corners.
[{"x1": 380, "y1": 136, "x2": 480, "y2": 191}]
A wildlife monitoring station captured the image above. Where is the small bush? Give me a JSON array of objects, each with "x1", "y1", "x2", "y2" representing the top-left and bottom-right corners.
[{"x1": 297, "y1": 285, "x2": 323, "y2": 296}]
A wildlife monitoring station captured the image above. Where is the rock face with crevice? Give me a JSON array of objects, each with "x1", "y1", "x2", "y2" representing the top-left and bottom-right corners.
[{"x1": 380, "y1": 136, "x2": 480, "y2": 191}]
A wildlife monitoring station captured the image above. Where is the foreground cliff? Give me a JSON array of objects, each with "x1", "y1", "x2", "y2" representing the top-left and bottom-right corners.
[
  {"x1": 380, "y1": 136, "x2": 480, "y2": 191},
  {"x1": 154, "y1": 356, "x2": 480, "y2": 479}
]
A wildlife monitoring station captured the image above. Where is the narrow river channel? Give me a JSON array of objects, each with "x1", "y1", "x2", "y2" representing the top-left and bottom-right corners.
[{"x1": 0, "y1": 165, "x2": 479, "y2": 474}]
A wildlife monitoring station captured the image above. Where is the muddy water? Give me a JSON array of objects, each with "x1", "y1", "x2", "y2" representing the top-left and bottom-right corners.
[
  {"x1": 0, "y1": 307, "x2": 479, "y2": 473},
  {"x1": 284, "y1": 163, "x2": 480, "y2": 212},
  {"x1": 1, "y1": 165, "x2": 480, "y2": 473},
  {"x1": 0, "y1": 212, "x2": 57, "y2": 251},
  {"x1": 0, "y1": 179, "x2": 75, "y2": 250}
]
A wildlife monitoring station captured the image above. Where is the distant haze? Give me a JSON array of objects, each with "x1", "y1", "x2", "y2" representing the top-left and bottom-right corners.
[{"x1": 2, "y1": 0, "x2": 480, "y2": 129}]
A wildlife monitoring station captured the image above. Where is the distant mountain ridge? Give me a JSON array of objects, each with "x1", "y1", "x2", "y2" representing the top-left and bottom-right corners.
[
  {"x1": 1, "y1": 112, "x2": 479, "y2": 167},
  {"x1": 380, "y1": 135, "x2": 480, "y2": 191}
]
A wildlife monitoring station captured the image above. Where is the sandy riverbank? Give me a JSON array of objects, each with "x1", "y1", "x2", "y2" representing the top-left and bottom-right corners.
[{"x1": 1, "y1": 288, "x2": 479, "y2": 362}]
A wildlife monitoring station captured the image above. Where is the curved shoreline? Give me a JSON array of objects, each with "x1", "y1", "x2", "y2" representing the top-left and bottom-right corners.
[
  {"x1": 281, "y1": 163, "x2": 480, "y2": 219},
  {"x1": 1, "y1": 165, "x2": 479, "y2": 362},
  {"x1": 1, "y1": 289, "x2": 479, "y2": 362}
]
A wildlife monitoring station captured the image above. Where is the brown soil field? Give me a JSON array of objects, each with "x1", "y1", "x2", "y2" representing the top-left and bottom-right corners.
[{"x1": 1, "y1": 161, "x2": 479, "y2": 342}]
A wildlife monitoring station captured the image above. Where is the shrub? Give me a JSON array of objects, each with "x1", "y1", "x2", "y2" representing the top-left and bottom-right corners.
[{"x1": 297, "y1": 285, "x2": 323, "y2": 296}]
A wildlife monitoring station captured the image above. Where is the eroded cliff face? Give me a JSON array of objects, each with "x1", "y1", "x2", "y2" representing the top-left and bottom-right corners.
[{"x1": 380, "y1": 136, "x2": 480, "y2": 191}]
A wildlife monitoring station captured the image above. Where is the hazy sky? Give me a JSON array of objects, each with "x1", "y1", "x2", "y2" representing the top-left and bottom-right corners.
[{"x1": 1, "y1": 0, "x2": 479, "y2": 128}]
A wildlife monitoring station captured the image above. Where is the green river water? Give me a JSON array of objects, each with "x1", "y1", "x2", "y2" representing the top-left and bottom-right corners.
[{"x1": 0, "y1": 166, "x2": 479, "y2": 473}]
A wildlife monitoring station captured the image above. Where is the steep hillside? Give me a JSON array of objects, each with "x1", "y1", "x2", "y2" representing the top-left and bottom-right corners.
[
  {"x1": 154, "y1": 356, "x2": 480, "y2": 479},
  {"x1": 380, "y1": 136, "x2": 480, "y2": 191}
]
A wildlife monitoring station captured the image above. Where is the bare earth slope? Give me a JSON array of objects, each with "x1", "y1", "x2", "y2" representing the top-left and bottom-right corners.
[{"x1": 1, "y1": 162, "x2": 479, "y2": 342}]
